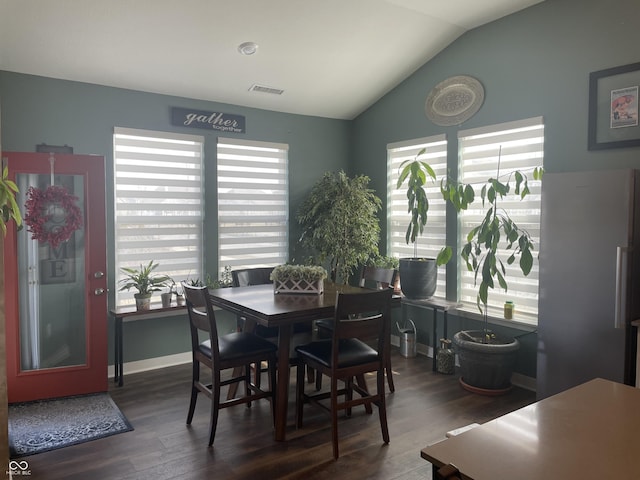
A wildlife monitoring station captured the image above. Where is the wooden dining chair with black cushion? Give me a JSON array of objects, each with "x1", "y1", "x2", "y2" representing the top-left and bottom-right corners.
[
  {"x1": 229, "y1": 267, "x2": 314, "y2": 396},
  {"x1": 315, "y1": 266, "x2": 398, "y2": 392},
  {"x1": 182, "y1": 283, "x2": 277, "y2": 447},
  {"x1": 295, "y1": 288, "x2": 393, "y2": 459}
]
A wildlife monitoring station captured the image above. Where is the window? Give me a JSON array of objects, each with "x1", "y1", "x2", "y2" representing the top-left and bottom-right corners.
[
  {"x1": 387, "y1": 135, "x2": 447, "y2": 297},
  {"x1": 113, "y1": 127, "x2": 204, "y2": 307},
  {"x1": 458, "y1": 117, "x2": 544, "y2": 320},
  {"x1": 216, "y1": 138, "x2": 288, "y2": 275}
]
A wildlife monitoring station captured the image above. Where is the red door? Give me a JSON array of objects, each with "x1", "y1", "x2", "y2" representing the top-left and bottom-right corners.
[{"x1": 3, "y1": 152, "x2": 107, "y2": 402}]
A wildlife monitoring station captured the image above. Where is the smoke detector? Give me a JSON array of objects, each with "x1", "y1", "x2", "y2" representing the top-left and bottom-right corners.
[{"x1": 238, "y1": 42, "x2": 258, "y2": 55}]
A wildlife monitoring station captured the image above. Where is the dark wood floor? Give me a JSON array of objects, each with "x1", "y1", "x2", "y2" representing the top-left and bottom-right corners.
[{"x1": 24, "y1": 350, "x2": 535, "y2": 480}]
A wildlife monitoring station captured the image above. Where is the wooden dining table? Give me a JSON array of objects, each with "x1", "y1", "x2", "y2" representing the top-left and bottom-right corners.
[
  {"x1": 421, "y1": 377, "x2": 640, "y2": 479},
  {"x1": 208, "y1": 282, "x2": 397, "y2": 441}
]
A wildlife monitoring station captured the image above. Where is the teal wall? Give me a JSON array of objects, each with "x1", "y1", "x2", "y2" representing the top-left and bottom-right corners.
[
  {"x1": 2, "y1": 0, "x2": 640, "y2": 380},
  {"x1": 0, "y1": 72, "x2": 350, "y2": 363},
  {"x1": 353, "y1": 0, "x2": 640, "y2": 379}
]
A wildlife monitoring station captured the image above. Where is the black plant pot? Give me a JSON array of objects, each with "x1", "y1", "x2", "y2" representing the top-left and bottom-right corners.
[
  {"x1": 453, "y1": 330, "x2": 520, "y2": 395},
  {"x1": 399, "y1": 258, "x2": 437, "y2": 299}
]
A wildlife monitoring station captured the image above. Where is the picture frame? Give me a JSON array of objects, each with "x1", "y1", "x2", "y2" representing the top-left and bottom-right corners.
[{"x1": 588, "y1": 62, "x2": 640, "y2": 150}]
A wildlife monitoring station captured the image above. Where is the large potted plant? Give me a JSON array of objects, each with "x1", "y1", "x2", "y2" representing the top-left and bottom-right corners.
[
  {"x1": 297, "y1": 170, "x2": 381, "y2": 285},
  {"x1": 396, "y1": 149, "x2": 451, "y2": 299},
  {"x1": 119, "y1": 260, "x2": 170, "y2": 310},
  {"x1": 441, "y1": 156, "x2": 543, "y2": 394}
]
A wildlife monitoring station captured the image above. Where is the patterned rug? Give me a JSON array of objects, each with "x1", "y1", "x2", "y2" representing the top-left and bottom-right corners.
[{"x1": 8, "y1": 392, "x2": 133, "y2": 458}]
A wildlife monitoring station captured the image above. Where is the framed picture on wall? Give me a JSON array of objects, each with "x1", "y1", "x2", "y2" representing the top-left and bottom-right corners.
[{"x1": 588, "y1": 62, "x2": 640, "y2": 150}]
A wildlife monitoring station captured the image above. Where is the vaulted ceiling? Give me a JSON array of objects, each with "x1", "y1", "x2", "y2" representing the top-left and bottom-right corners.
[{"x1": 0, "y1": 0, "x2": 543, "y2": 119}]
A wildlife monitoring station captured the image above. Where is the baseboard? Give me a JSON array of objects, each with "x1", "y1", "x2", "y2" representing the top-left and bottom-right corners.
[
  {"x1": 108, "y1": 351, "x2": 191, "y2": 379},
  {"x1": 112, "y1": 341, "x2": 537, "y2": 393},
  {"x1": 391, "y1": 334, "x2": 536, "y2": 393}
]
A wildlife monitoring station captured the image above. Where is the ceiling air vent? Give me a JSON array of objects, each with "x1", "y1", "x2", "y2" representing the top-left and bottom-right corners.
[{"x1": 249, "y1": 84, "x2": 284, "y2": 95}]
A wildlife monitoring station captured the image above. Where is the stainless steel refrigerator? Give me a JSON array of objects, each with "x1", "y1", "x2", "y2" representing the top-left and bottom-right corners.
[{"x1": 537, "y1": 169, "x2": 640, "y2": 400}]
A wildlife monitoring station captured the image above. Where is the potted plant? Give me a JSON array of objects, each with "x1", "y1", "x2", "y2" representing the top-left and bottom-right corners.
[
  {"x1": 270, "y1": 264, "x2": 328, "y2": 294},
  {"x1": 0, "y1": 165, "x2": 22, "y2": 235},
  {"x1": 396, "y1": 149, "x2": 451, "y2": 299},
  {"x1": 441, "y1": 154, "x2": 543, "y2": 394},
  {"x1": 297, "y1": 171, "x2": 381, "y2": 285},
  {"x1": 366, "y1": 254, "x2": 401, "y2": 293},
  {"x1": 119, "y1": 260, "x2": 170, "y2": 310}
]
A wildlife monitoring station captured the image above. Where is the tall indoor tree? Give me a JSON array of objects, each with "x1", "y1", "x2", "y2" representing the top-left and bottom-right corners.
[{"x1": 297, "y1": 170, "x2": 381, "y2": 284}]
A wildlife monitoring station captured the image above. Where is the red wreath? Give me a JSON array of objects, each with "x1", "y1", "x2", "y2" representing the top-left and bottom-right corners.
[{"x1": 24, "y1": 185, "x2": 83, "y2": 248}]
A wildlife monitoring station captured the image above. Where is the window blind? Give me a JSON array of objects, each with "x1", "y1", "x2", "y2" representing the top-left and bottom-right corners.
[
  {"x1": 387, "y1": 135, "x2": 447, "y2": 297},
  {"x1": 113, "y1": 127, "x2": 204, "y2": 307},
  {"x1": 217, "y1": 137, "x2": 288, "y2": 275},
  {"x1": 458, "y1": 117, "x2": 544, "y2": 319}
]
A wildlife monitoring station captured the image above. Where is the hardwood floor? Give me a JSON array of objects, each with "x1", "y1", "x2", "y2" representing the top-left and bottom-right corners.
[{"x1": 23, "y1": 350, "x2": 535, "y2": 480}]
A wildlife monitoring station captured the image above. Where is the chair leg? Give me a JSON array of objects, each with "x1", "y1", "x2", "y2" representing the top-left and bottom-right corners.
[
  {"x1": 377, "y1": 370, "x2": 390, "y2": 444},
  {"x1": 187, "y1": 361, "x2": 199, "y2": 424},
  {"x1": 331, "y1": 375, "x2": 340, "y2": 459},
  {"x1": 385, "y1": 359, "x2": 395, "y2": 393},
  {"x1": 296, "y1": 361, "x2": 306, "y2": 428},
  {"x1": 245, "y1": 364, "x2": 252, "y2": 408},
  {"x1": 209, "y1": 370, "x2": 221, "y2": 446},
  {"x1": 315, "y1": 371, "x2": 323, "y2": 391}
]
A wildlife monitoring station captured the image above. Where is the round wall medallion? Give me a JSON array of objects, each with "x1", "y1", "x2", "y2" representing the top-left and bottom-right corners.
[{"x1": 425, "y1": 75, "x2": 485, "y2": 126}]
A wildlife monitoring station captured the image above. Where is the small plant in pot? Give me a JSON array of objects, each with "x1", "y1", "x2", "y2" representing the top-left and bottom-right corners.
[
  {"x1": 441, "y1": 151, "x2": 543, "y2": 394},
  {"x1": 396, "y1": 149, "x2": 452, "y2": 299},
  {"x1": 119, "y1": 260, "x2": 170, "y2": 310}
]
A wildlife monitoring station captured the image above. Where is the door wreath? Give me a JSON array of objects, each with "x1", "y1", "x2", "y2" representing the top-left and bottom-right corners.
[{"x1": 24, "y1": 185, "x2": 83, "y2": 248}]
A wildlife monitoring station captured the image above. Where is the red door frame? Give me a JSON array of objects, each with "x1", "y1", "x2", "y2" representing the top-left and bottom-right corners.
[{"x1": 4, "y1": 152, "x2": 107, "y2": 402}]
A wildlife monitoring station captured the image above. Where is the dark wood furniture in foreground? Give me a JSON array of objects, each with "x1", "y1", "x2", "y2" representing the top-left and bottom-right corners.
[
  {"x1": 295, "y1": 289, "x2": 393, "y2": 459},
  {"x1": 207, "y1": 282, "x2": 386, "y2": 442},
  {"x1": 182, "y1": 283, "x2": 277, "y2": 446},
  {"x1": 110, "y1": 302, "x2": 187, "y2": 386},
  {"x1": 421, "y1": 378, "x2": 640, "y2": 479}
]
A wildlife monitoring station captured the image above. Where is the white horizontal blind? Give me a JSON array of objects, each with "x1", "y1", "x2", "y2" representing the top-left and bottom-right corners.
[
  {"x1": 458, "y1": 117, "x2": 544, "y2": 319},
  {"x1": 114, "y1": 127, "x2": 204, "y2": 307},
  {"x1": 217, "y1": 137, "x2": 288, "y2": 276},
  {"x1": 387, "y1": 135, "x2": 447, "y2": 297}
]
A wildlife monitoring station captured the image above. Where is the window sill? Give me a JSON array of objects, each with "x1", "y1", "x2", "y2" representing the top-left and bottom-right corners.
[{"x1": 455, "y1": 305, "x2": 537, "y2": 333}]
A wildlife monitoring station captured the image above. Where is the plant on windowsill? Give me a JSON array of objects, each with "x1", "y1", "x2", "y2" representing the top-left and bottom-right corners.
[
  {"x1": 396, "y1": 149, "x2": 452, "y2": 299},
  {"x1": 297, "y1": 170, "x2": 382, "y2": 285},
  {"x1": 119, "y1": 260, "x2": 170, "y2": 311},
  {"x1": 270, "y1": 264, "x2": 328, "y2": 295},
  {"x1": 440, "y1": 148, "x2": 544, "y2": 394},
  {"x1": 0, "y1": 165, "x2": 22, "y2": 235}
]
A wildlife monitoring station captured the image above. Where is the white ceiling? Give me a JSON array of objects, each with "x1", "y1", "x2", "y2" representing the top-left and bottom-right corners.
[{"x1": 0, "y1": 0, "x2": 543, "y2": 120}]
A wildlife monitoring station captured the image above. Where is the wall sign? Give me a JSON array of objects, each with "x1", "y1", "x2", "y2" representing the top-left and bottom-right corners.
[{"x1": 171, "y1": 107, "x2": 245, "y2": 133}]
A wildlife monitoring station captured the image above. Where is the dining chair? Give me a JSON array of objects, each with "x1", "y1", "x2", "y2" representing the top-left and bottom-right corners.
[
  {"x1": 315, "y1": 266, "x2": 398, "y2": 392},
  {"x1": 182, "y1": 283, "x2": 277, "y2": 446},
  {"x1": 295, "y1": 288, "x2": 392, "y2": 459},
  {"x1": 228, "y1": 267, "x2": 314, "y2": 397}
]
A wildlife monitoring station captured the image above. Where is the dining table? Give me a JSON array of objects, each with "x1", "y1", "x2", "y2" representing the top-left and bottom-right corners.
[
  {"x1": 207, "y1": 281, "x2": 398, "y2": 441},
  {"x1": 420, "y1": 377, "x2": 640, "y2": 479}
]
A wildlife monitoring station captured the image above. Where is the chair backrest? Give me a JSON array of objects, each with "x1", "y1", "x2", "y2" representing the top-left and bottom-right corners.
[
  {"x1": 182, "y1": 282, "x2": 220, "y2": 360},
  {"x1": 231, "y1": 267, "x2": 275, "y2": 287},
  {"x1": 359, "y1": 266, "x2": 397, "y2": 291},
  {"x1": 331, "y1": 289, "x2": 392, "y2": 367}
]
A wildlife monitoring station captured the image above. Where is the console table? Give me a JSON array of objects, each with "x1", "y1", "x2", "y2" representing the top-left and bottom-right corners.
[
  {"x1": 401, "y1": 297, "x2": 461, "y2": 371},
  {"x1": 110, "y1": 303, "x2": 187, "y2": 386}
]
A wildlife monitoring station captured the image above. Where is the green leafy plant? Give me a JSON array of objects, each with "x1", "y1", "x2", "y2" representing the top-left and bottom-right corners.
[
  {"x1": 441, "y1": 152, "x2": 544, "y2": 317},
  {"x1": 0, "y1": 164, "x2": 22, "y2": 235},
  {"x1": 366, "y1": 254, "x2": 399, "y2": 270},
  {"x1": 396, "y1": 149, "x2": 451, "y2": 266},
  {"x1": 297, "y1": 170, "x2": 381, "y2": 284},
  {"x1": 119, "y1": 260, "x2": 170, "y2": 296},
  {"x1": 270, "y1": 264, "x2": 328, "y2": 283},
  {"x1": 207, "y1": 266, "x2": 233, "y2": 288}
]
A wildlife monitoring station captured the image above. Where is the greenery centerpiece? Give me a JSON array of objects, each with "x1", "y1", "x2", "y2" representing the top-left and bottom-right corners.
[
  {"x1": 396, "y1": 149, "x2": 451, "y2": 299},
  {"x1": 270, "y1": 264, "x2": 328, "y2": 295},
  {"x1": 297, "y1": 171, "x2": 381, "y2": 285},
  {"x1": 119, "y1": 260, "x2": 170, "y2": 310}
]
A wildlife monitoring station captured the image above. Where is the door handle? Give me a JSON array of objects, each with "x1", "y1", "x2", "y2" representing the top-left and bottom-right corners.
[
  {"x1": 94, "y1": 288, "x2": 106, "y2": 296},
  {"x1": 93, "y1": 271, "x2": 105, "y2": 279}
]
